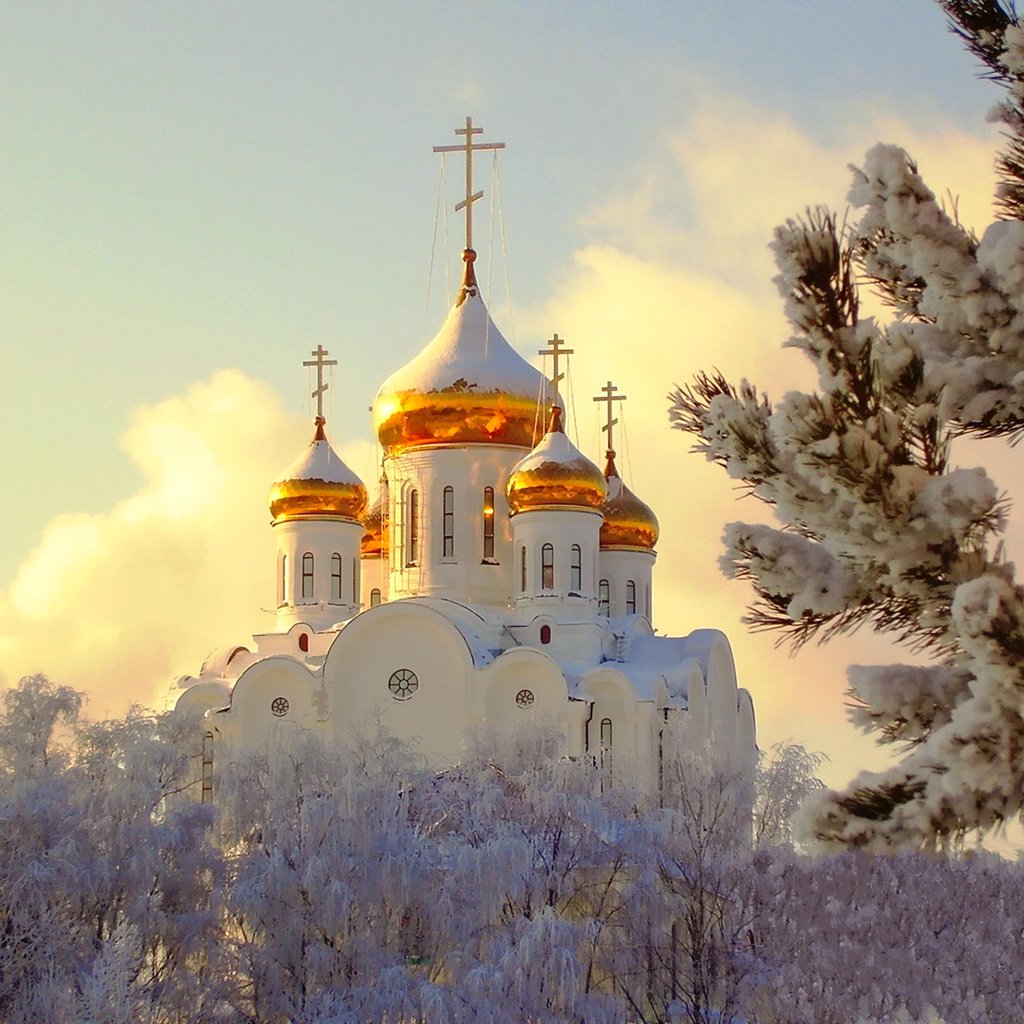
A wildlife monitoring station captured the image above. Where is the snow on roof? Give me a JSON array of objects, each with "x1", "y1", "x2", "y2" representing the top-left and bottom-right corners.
[
  {"x1": 276, "y1": 434, "x2": 363, "y2": 486},
  {"x1": 376, "y1": 291, "x2": 550, "y2": 399}
]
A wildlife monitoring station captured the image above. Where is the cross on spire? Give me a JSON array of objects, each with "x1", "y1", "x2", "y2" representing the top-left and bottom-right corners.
[
  {"x1": 433, "y1": 116, "x2": 505, "y2": 252},
  {"x1": 303, "y1": 344, "x2": 338, "y2": 421},
  {"x1": 538, "y1": 333, "x2": 574, "y2": 406},
  {"x1": 593, "y1": 379, "x2": 627, "y2": 453}
]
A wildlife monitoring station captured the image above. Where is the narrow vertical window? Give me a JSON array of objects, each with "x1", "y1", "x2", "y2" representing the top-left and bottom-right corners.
[
  {"x1": 370, "y1": 588, "x2": 382, "y2": 607},
  {"x1": 442, "y1": 486, "x2": 454, "y2": 558},
  {"x1": 281, "y1": 554, "x2": 288, "y2": 604},
  {"x1": 408, "y1": 489, "x2": 419, "y2": 564},
  {"x1": 482, "y1": 487, "x2": 495, "y2": 559},
  {"x1": 600, "y1": 717, "x2": 613, "y2": 778},
  {"x1": 570, "y1": 544, "x2": 582, "y2": 593},
  {"x1": 540, "y1": 624, "x2": 552, "y2": 645},
  {"x1": 301, "y1": 552, "x2": 314, "y2": 599},
  {"x1": 646, "y1": 582, "x2": 651, "y2": 618},
  {"x1": 352, "y1": 558, "x2": 358, "y2": 603},
  {"x1": 626, "y1": 580, "x2": 636, "y2": 615},
  {"x1": 520, "y1": 545, "x2": 527, "y2": 594},
  {"x1": 599, "y1": 579, "x2": 610, "y2": 616},
  {"x1": 541, "y1": 543, "x2": 554, "y2": 590},
  {"x1": 298, "y1": 633, "x2": 309, "y2": 653},
  {"x1": 331, "y1": 554, "x2": 342, "y2": 601}
]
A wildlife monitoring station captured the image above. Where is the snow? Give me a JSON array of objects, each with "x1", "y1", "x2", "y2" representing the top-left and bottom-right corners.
[{"x1": 276, "y1": 434, "x2": 364, "y2": 486}]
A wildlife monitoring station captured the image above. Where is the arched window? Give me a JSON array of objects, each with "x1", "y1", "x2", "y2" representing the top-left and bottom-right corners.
[
  {"x1": 541, "y1": 543, "x2": 554, "y2": 590},
  {"x1": 298, "y1": 632, "x2": 309, "y2": 652},
  {"x1": 626, "y1": 580, "x2": 636, "y2": 614},
  {"x1": 570, "y1": 544, "x2": 582, "y2": 593},
  {"x1": 301, "y1": 552, "x2": 314, "y2": 599},
  {"x1": 352, "y1": 558, "x2": 358, "y2": 603},
  {"x1": 442, "y1": 486, "x2": 454, "y2": 558},
  {"x1": 281, "y1": 554, "x2": 288, "y2": 604},
  {"x1": 370, "y1": 588, "x2": 382, "y2": 607},
  {"x1": 408, "y1": 489, "x2": 419, "y2": 564},
  {"x1": 600, "y1": 717, "x2": 613, "y2": 776},
  {"x1": 598, "y1": 579, "x2": 610, "y2": 617},
  {"x1": 520, "y1": 545, "x2": 527, "y2": 594},
  {"x1": 331, "y1": 554, "x2": 342, "y2": 601},
  {"x1": 482, "y1": 487, "x2": 495, "y2": 559},
  {"x1": 540, "y1": 624, "x2": 552, "y2": 645},
  {"x1": 646, "y1": 582, "x2": 651, "y2": 618}
]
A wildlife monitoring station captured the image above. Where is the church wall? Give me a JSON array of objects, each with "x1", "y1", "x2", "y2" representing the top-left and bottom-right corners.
[
  {"x1": 321, "y1": 603, "x2": 475, "y2": 763},
  {"x1": 385, "y1": 445, "x2": 528, "y2": 608},
  {"x1": 482, "y1": 648, "x2": 573, "y2": 748},
  {"x1": 273, "y1": 518, "x2": 363, "y2": 630},
  {"x1": 598, "y1": 548, "x2": 656, "y2": 622}
]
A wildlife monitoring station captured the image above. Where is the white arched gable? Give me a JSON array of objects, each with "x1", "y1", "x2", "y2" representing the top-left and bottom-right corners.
[
  {"x1": 224, "y1": 655, "x2": 321, "y2": 753},
  {"x1": 321, "y1": 599, "x2": 477, "y2": 763},
  {"x1": 483, "y1": 647, "x2": 568, "y2": 738}
]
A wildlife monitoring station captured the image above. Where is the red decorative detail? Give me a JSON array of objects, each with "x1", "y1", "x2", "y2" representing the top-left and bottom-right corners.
[
  {"x1": 298, "y1": 633, "x2": 309, "y2": 652},
  {"x1": 540, "y1": 624, "x2": 552, "y2": 645}
]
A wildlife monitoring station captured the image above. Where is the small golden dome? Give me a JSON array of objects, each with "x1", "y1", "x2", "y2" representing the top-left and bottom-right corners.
[
  {"x1": 506, "y1": 407, "x2": 607, "y2": 513},
  {"x1": 600, "y1": 451, "x2": 659, "y2": 550},
  {"x1": 360, "y1": 487, "x2": 390, "y2": 558},
  {"x1": 373, "y1": 250, "x2": 555, "y2": 456},
  {"x1": 269, "y1": 418, "x2": 368, "y2": 525}
]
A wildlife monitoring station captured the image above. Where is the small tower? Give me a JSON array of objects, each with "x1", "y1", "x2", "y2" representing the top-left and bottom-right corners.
[
  {"x1": 593, "y1": 381, "x2": 659, "y2": 622},
  {"x1": 269, "y1": 347, "x2": 368, "y2": 632},
  {"x1": 507, "y1": 342, "x2": 607, "y2": 662}
]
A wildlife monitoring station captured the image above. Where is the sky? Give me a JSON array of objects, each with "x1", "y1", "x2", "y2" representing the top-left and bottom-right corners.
[{"x1": 2, "y1": 1, "x2": 1020, "y2": 810}]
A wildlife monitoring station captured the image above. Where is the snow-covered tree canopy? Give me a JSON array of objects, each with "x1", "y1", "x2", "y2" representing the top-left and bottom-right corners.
[{"x1": 670, "y1": 0, "x2": 1024, "y2": 850}]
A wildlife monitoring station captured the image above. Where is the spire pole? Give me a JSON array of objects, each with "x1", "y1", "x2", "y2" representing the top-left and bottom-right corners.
[
  {"x1": 433, "y1": 116, "x2": 505, "y2": 253},
  {"x1": 303, "y1": 344, "x2": 338, "y2": 423}
]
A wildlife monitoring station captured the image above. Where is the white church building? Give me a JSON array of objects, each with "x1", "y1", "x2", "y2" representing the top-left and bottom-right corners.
[{"x1": 176, "y1": 119, "x2": 757, "y2": 793}]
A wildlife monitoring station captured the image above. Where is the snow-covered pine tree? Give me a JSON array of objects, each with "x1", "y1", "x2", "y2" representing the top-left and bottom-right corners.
[{"x1": 670, "y1": 0, "x2": 1024, "y2": 850}]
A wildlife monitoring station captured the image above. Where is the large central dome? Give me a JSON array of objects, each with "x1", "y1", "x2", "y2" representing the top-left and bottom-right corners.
[{"x1": 373, "y1": 251, "x2": 555, "y2": 456}]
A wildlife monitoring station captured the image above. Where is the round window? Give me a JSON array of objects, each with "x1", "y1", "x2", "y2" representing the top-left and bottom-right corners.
[
  {"x1": 516, "y1": 689, "x2": 535, "y2": 708},
  {"x1": 388, "y1": 668, "x2": 419, "y2": 701},
  {"x1": 271, "y1": 696, "x2": 290, "y2": 717}
]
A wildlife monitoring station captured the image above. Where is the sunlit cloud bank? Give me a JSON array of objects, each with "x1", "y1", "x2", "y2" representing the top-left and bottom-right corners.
[
  {"x1": 521, "y1": 94, "x2": 1001, "y2": 788},
  {"x1": 0, "y1": 371, "x2": 372, "y2": 718}
]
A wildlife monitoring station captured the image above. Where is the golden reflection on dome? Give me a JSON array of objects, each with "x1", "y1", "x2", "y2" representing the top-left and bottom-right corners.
[
  {"x1": 375, "y1": 388, "x2": 545, "y2": 456},
  {"x1": 269, "y1": 420, "x2": 368, "y2": 525},
  {"x1": 506, "y1": 407, "x2": 607, "y2": 513},
  {"x1": 360, "y1": 493, "x2": 390, "y2": 558},
  {"x1": 600, "y1": 452, "x2": 659, "y2": 550}
]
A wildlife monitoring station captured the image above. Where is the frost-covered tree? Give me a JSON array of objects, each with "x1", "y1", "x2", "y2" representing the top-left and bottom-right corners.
[{"x1": 670, "y1": 0, "x2": 1024, "y2": 850}]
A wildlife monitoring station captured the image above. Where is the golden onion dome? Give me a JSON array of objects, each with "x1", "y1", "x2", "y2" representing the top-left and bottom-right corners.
[
  {"x1": 600, "y1": 451, "x2": 659, "y2": 550},
  {"x1": 269, "y1": 418, "x2": 368, "y2": 525},
  {"x1": 360, "y1": 486, "x2": 390, "y2": 558},
  {"x1": 373, "y1": 250, "x2": 557, "y2": 456},
  {"x1": 506, "y1": 407, "x2": 607, "y2": 513}
]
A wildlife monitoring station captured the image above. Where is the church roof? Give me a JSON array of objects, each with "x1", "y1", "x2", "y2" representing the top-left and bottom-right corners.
[
  {"x1": 373, "y1": 250, "x2": 555, "y2": 455},
  {"x1": 269, "y1": 418, "x2": 368, "y2": 524}
]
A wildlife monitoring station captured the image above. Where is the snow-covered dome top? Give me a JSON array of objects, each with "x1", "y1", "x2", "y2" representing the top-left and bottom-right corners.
[
  {"x1": 373, "y1": 250, "x2": 556, "y2": 456},
  {"x1": 269, "y1": 418, "x2": 368, "y2": 525},
  {"x1": 506, "y1": 406, "x2": 607, "y2": 513},
  {"x1": 360, "y1": 484, "x2": 389, "y2": 558},
  {"x1": 600, "y1": 451, "x2": 659, "y2": 550}
]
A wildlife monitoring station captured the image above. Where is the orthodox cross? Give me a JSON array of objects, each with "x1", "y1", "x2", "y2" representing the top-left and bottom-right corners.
[
  {"x1": 303, "y1": 344, "x2": 337, "y2": 420},
  {"x1": 433, "y1": 116, "x2": 505, "y2": 252},
  {"x1": 538, "y1": 333, "x2": 574, "y2": 405},
  {"x1": 593, "y1": 380, "x2": 627, "y2": 452}
]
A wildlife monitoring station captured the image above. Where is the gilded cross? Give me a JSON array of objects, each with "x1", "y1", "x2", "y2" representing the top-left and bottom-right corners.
[
  {"x1": 303, "y1": 344, "x2": 337, "y2": 421},
  {"x1": 433, "y1": 116, "x2": 506, "y2": 252},
  {"x1": 593, "y1": 380, "x2": 627, "y2": 452},
  {"x1": 538, "y1": 333, "x2": 574, "y2": 405}
]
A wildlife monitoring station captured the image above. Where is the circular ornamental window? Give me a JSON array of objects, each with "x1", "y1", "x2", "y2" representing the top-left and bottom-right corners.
[
  {"x1": 516, "y1": 689, "x2": 535, "y2": 708},
  {"x1": 271, "y1": 696, "x2": 290, "y2": 718},
  {"x1": 388, "y1": 668, "x2": 419, "y2": 701}
]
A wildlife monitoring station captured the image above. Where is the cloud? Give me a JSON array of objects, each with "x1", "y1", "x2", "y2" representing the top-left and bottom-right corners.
[{"x1": 0, "y1": 370, "x2": 375, "y2": 719}]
